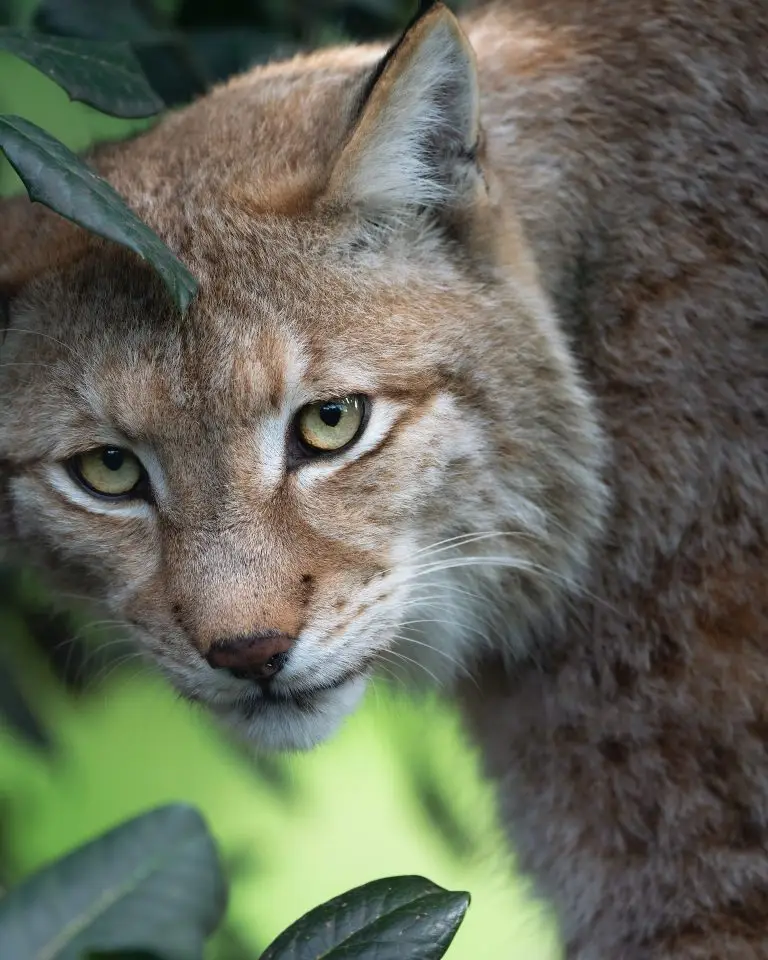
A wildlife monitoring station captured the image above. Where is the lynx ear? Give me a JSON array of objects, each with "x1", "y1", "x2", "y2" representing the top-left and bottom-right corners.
[{"x1": 328, "y1": 2, "x2": 482, "y2": 218}]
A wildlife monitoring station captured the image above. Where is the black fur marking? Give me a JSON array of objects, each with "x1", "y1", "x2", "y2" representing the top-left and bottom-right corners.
[{"x1": 355, "y1": 0, "x2": 442, "y2": 120}]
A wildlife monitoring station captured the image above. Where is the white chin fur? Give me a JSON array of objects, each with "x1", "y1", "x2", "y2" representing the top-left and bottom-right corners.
[{"x1": 214, "y1": 674, "x2": 369, "y2": 752}]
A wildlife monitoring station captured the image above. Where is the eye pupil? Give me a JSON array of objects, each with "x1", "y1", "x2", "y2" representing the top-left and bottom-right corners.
[
  {"x1": 320, "y1": 404, "x2": 343, "y2": 428},
  {"x1": 102, "y1": 447, "x2": 125, "y2": 472},
  {"x1": 293, "y1": 394, "x2": 368, "y2": 461},
  {"x1": 68, "y1": 446, "x2": 145, "y2": 500}
]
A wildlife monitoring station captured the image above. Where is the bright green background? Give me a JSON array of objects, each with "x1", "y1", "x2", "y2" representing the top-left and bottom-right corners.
[{"x1": 0, "y1": 3, "x2": 561, "y2": 956}]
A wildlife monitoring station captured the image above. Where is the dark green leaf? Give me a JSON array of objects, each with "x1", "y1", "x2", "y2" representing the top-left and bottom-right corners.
[
  {"x1": 0, "y1": 804, "x2": 227, "y2": 960},
  {"x1": 0, "y1": 29, "x2": 163, "y2": 118},
  {"x1": 0, "y1": 116, "x2": 198, "y2": 313},
  {"x1": 33, "y1": 1, "x2": 209, "y2": 106},
  {"x1": 132, "y1": 41, "x2": 208, "y2": 106},
  {"x1": 34, "y1": 0, "x2": 161, "y2": 44},
  {"x1": 260, "y1": 875, "x2": 469, "y2": 960}
]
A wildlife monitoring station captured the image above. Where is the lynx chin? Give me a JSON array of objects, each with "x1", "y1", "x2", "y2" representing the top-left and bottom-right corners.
[{"x1": 1, "y1": 1, "x2": 766, "y2": 957}]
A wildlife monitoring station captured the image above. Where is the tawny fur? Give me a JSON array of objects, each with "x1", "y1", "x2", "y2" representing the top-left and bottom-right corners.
[{"x1": 1, "y1": 2, "x2": 767, "y2": 957}]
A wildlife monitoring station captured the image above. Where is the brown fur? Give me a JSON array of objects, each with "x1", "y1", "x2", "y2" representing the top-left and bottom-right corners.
[{"x1": 1, "y1": 1, "x2": 767, "y2": 956}]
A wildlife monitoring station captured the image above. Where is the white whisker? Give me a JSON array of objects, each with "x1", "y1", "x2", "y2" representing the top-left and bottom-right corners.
[
  {"x1": 377, "y1": 646, "x2": 444, "y2": 688},
  {"x1": 2, "y1": 328, "x2": 87, "y2": 364}
]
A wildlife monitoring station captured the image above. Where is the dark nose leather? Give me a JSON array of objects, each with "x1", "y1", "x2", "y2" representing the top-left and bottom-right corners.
[{"x1": 205, "y1": 630, "x2": 294, "y2": 682}]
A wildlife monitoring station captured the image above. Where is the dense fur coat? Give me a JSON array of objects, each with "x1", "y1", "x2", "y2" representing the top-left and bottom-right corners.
[{"x1": 1, "y1": 2, "x2": 766, "y2": 956}]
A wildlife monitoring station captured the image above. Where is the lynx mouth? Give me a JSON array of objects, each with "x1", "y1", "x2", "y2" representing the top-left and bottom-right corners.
[
  {"x1": 196, "y1": 651, "x2": 378, "y2": 750},
  {"x1": 208, "y1": 668, "x2": 369, "y2": 751},
  {"x1": 236, "y1": 659, "x2": 375, "y2": 717}
]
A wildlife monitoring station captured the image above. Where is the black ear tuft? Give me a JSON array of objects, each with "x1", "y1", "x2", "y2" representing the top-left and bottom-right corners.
[
  {"x1": 415, "y1": 0, "x2": 440, "y2": 18},
  {"x1": 358, "y1": 0, "x2": 444, "y2": 114},
  {"x1": 330, "y1": 2, "x2": 480, "y2": 216}
]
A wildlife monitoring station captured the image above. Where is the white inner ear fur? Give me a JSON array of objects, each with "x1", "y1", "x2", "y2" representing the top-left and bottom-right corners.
[{"x1": 330, "y1": 8, "x2": 480, "y2": 213}]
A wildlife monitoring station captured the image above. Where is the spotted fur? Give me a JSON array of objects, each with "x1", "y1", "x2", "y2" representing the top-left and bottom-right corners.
[{"x1": 1, "y1": 1, "x2": 766, "y2": 956}]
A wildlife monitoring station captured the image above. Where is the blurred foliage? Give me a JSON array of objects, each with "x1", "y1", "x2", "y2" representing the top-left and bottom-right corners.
[
  {"x1": 0, "y1": 613, "x2": 559, "y2": 958},
  {"x1": 31, "y1": 0, "x2": 457, "y2": 103},
  {"x1": 0, "y1": 0, "x2": 561, "y2": 957},
  {"x1": 0, "y1": 804, "x2": 228, "y2": 959}
]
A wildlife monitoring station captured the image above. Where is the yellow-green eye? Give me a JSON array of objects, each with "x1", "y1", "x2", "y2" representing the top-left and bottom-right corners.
[
  {"x1": 70, "y1": 447, "x2": 145, "y2": 498},
  {"x1": 295, "y1": 395, "x2": 367, "y2": 454}
]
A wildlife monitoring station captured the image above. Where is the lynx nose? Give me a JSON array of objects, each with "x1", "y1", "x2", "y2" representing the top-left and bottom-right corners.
[{"x1": 205, "y1": 630, "x2": 294, "y2": 682}]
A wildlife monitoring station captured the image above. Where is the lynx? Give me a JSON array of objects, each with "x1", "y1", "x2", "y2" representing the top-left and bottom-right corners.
[{"x1": 1, "y1": 1, "x2": 766, "y2": 956}]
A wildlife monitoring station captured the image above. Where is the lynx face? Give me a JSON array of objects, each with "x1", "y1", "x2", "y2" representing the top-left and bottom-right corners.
[{"x1": 0, "y1": 5, "x2": 606, "y2": 750}]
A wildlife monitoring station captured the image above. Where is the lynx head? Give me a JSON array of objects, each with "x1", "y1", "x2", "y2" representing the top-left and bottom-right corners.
[{"x1": 0, "y1": 4, "x2": 606, "y2": 749}]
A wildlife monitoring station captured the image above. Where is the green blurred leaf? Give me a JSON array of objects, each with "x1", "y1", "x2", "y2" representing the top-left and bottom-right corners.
[
  {"x1": 412, "y1": 775, "x2": 475, "y2": 862},
  {"x1": 260, "y1": 875, "x2": 470, "y2": 960},
  {"x1": 0, "y1": 649, "x2": 50, "y2": 749},
  {"x1": 0, "y1": 804, "x2": 227, "y2": 960},
  {"x1": 34, "y1": 0, "x2": 161, "y2": 43},
  {"x1": 0, "y1": 569, "x2": 49, "y2": 748},
  {"x1": 185, "y1": 28, "x2": 296, "y2": 85},
  {"x1": 33, "y1": 0, "x2": 209, "y2": 107},
  {"x1": 0, "y1": 116, "x2": 198, "y2": 313},
  {"x1": 0, "y1": 29, "x2": 163, "y2": 118},
  {"x1": 205, "y1": 924, "x2": 259, "y2": 960},
  {"x1": 33, "y1": 0, "x2": 292, "y2": 99}
]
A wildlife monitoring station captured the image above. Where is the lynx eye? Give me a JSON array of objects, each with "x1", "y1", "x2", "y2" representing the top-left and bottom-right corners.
[
  {"x1": 295, "y1": 395, "x2": 367, "y2": 454},
  {"x1": 69, "y1": 447, "x2": 145, "y2": 498}
]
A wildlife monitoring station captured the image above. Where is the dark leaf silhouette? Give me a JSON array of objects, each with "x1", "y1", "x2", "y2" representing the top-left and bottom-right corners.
[
  {"x1": 33, "y1": 0, "x2": 209, "y2": 106},
  {"x1": 0, "y1": 28, "x2": 162, "y2": 117},
  {"x1": 0, "y1": 116, "x2": 198, "y2": 313},
  {"x1": 260, "y1": 875, "x2": 469, "y2": 960}
]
